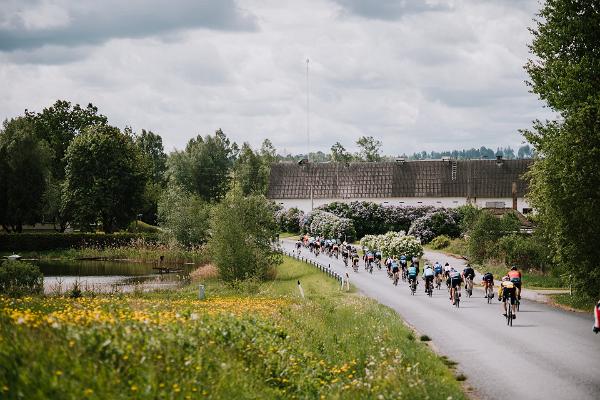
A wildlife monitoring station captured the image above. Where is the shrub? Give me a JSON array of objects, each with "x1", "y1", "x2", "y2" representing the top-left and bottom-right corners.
[
  {"x1": 430, "y1": 235, "x2": 451, "y2": 250},
  {"x1": 360, "y1": 231, "x2": 423, "y2": 259},
  {"x1": 319, "y1": 201, "x2": 435, "y2": 238},
  {"x1": 0, "y1": 233, "x2": 159, "y2": 252},
  {"x1": 157, "y1": 185, "x2": 210, "y2": 246},
  {"x1": 275, "y1": 207, "x2": 304, "y2": 233},
  {"x1": 408, "y1": 210, "x2": 460, "y2": 244},
  {"x1": 302, "y1": 210, "x2": 356, "y2": 241},
  {"x1": 498, "y1": 233, "x2": 551, "y2": 272},
  {"x1": 0, "y1": 260, "x2": 43, "y2": 296},
  {"x1": 467, "y1": 211, "x2": 521, "y2": 262},
  {"x1": 208, "y1": 190, "x2": 281, "y2": 282}
]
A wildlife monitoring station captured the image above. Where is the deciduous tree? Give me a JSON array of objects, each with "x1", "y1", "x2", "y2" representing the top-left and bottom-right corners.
[
  {"x1": 63, "y1": 126, "x2": 146, "y2": 233},
  {"x1": 523, "y1": 0, "x2": 600, "y2": 297}
]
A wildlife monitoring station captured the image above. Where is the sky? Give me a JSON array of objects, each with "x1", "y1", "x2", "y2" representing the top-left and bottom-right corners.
[{"x1": 0, "y1": 0, "x2": 554, "y2": 155}]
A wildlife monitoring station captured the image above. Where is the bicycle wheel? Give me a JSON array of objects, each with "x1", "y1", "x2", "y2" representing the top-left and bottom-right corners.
[{"x1": 455, "y1": 296, "x2": 460, "y2": 308}]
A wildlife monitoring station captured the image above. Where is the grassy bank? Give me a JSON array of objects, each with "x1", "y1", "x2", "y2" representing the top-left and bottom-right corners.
[
  {"x1": 1, "y1": 242, "x2": 207, "y2": 264},
  {"x1": 0, "y1": 257, "x2": 467, "y2": 399},
  {"x1": 551, "y1": 292, "x2": 597, "y2": 312},
  {"x1": 427, "y1": 239, "x2": 565, "y2": 289}
]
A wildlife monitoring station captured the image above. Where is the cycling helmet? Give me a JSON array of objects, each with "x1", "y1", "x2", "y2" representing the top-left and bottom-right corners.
[
  {"x1": 400, "y1": 255, "x2": 406, "y2": 260},
  {"x1": 510, "y1": 266, "x2": 517, "y2": 271},
  {"x1": 445, "y1": 263, "x2": 449, "y2": 266},
  {"x1": 502, "y1": 276, "x2": 510, "y2": 281}
]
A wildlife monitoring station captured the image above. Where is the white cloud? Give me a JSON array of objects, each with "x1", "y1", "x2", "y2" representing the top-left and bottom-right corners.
[{"x1": 0, "y1": 0, "x2": 553, "y2": 156}]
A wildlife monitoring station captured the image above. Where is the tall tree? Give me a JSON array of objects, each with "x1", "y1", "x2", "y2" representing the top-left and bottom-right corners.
[
  {"x1": 135, "y1": 129, "x2": 167, "y2": 225},
  {"x1": 167, "y1": 129, "x2": 237, "y2": 202},
  {"x1": 24, "y1": 100, "x2": 108, "y2": 231},
  {"x1": 234, "y1": 143, "x2": 269, "y2": 195},
  {"x1": 63, "y1": 126, "x2": 146, "y2": 233},
  {"x1": 330, "y1": 142, "x2": 353, "y2": 162},
  {"x1": 356, "y1": 136, "x2": 382, "y2": 162},
  {"x1": 523, "y1": 0, "x2": 600, "y2": 298},
  {"x1": 0, "y1": 118, "x2": 52, "y2": 232}
]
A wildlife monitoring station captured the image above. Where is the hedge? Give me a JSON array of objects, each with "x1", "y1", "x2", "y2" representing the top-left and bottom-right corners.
[{"x1": 0, "y1": 233, "x2": 160, "y2": 252}]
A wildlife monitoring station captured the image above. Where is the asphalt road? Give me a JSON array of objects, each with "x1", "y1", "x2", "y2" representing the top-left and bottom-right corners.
[{"x1": 281, "y1": 240, "x2": 600, "y2": 400}]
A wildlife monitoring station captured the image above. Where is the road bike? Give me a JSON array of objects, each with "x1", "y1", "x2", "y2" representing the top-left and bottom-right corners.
[
  {"x1": 506, "y1": 299, "x2": 514, "y2": 326},
  {"x1": 465, "y1": 277, "x2": 473, "y2": 298},
  {"x1": 426, "y1": 279, "x2": 433, "y2": 297},
  {"x1": 435, "y1": 275, "x2": 442, "y2": 290},
  {"x1": 368, "y1": 262, "x2": 373, "y2": 274},
  {"x1": 409, "y1": 278, "x2": 417, "y2": 295},
  {"x1": 484, "y1": 283, "x2": 494, "y2": 304},
  {"x1": 393, "y1": 271, "x2": 399, "y2": 286},
  {"x1": 401, "y1": 268, "x2": 408, "y2": 282}
]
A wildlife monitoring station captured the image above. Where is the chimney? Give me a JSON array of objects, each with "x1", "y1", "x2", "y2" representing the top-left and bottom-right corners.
[{"x1": 512, "y1": 181, "x2": 517, "y2": 210}]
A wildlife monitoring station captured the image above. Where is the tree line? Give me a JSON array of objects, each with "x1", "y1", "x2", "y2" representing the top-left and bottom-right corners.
[
  {"x1": 0, "y1": 101, "x2": 276, "y2": 233},
  {"x1": 279, "y1": 139, "x2": 534, "y2": 163}
]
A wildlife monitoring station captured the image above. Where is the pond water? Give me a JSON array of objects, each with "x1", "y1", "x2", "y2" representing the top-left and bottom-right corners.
[{"x1": 36, "y1": 260, "x2": 194, "y2": 294}]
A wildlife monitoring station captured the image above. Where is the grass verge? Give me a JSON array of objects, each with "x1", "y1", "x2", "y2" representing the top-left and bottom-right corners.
[
  {"x1": 0, "y1": 256, "x2": 467, "y2": 400},
  {"x1": 1, "y1": 242, "x2": 207, "y2": 264},
  {"x1": 550, "y1": 292, "x2": 597, "y2": 312},
  {"x1": 474, "y1": 261, "x2": 565, "y2": 289}
]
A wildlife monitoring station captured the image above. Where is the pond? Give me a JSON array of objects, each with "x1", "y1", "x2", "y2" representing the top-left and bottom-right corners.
[{"x1": 36, "y1": 260, "x2": 195, "y2": 294}]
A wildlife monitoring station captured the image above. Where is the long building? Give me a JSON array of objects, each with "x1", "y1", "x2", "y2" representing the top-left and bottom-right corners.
[{"x1": 267, "y1": 157, "x2": 532, "y2": 213}]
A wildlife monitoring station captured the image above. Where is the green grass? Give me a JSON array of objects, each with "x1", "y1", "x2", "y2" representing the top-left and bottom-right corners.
[
  {"x1": 425, "y1": 238, "x2": 468, "y2": 258},
  {"x1": 425, "y1": 238, "x2": 566, "y2": 290},
  {"x1": 2, "y1": 244, "x2": 207, "y2": 264},
  {"x1": 476, "y1": 261, "x2": 565, "y2": 289},
  {"x1": 551, "y1": 292, "x2": 597, "y2": 312},
  {"x1": 0, "y1": 257, "x2": 467, "y2": 399},
  {"x1": 278, "y1": 232, "x2": 301, "y2": 239}
]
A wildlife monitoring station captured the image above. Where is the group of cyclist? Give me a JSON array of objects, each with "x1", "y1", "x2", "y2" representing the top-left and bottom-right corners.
[{"x1": 297, "y1": 236, "x2": 524, "y2": 319}]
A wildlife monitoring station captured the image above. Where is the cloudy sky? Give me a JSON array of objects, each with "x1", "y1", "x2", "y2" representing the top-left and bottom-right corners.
[{"x1": 0, "y1": 0, "x2": 553, "y2": 155}]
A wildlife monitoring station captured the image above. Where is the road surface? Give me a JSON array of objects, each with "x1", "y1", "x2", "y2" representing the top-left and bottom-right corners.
[{"x1": 281, "y1": 240, "x2": 600, "y2": 400}]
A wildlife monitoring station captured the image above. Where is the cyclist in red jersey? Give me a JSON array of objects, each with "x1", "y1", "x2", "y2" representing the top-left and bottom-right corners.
[{"x1": 508, "y1": 266, "x2": 522, "y2": 300}]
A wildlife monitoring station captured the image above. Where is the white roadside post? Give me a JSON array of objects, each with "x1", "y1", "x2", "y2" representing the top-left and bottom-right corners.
[
  {"x1": 198, "y1": 284, "x2": 205, "y2": 300},
  {"x1": 297, "y1": 280, "x2": 305, "y2": 299}
]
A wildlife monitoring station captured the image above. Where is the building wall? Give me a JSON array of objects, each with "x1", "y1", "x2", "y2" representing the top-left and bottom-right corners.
[{"x1": 273, "y1": 197, "x2": 531, "y2": 213}]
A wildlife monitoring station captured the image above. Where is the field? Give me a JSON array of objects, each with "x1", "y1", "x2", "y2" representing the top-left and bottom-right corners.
[{"x1": 0, "y1": 257, "x2": 467, "y2": 399}]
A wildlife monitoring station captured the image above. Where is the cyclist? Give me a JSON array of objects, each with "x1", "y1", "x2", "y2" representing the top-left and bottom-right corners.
[
  {"x1": 351, "y1": 251, "x2": 360, "y2": 271},
  {"x1": 392, "y1": 261, "x2": 400, "y2": 285},
  {"x1": 385, "y1": 257, "x2": 394, "y2": 278},
  {"x1": 594, "y1": 300, "x2": 600, "y2": 334},
  {"x1": 407, "y1": 263, "x2": 418, "y2": 291},
  {"x1": 332, "y1": 242, "x2": 339, "y2": 258},
  {"x1": 295, "y1": 240, "x2": 302, "y2": 254},
  {"x1": 410, "y1": 258, "x2": 420, "y2": 276},
  {"x1": 508, "y1": 266, "x2": 522, "y2": 300},
  {"x1": 423, "y1": 264, "x2": 434, "y2": 293},
  {"x1": 443, "y1": 262, "x2": 451, "y2": 278},
  {"x1": 447, "y1": 267, "x2": 462, "y2": 305},
  {"x1": 462, "y1": 264, "x2": 476, "y2": 295},
  {"x1": 498, "y1": 276, "x2": 517, "y2": 319},
  {"x1": 482, "y1": 271, "x2": 494, "y2": 299},
  {"x1": 365, "y1": 251, "x2": 375, "y2": 269},
  {"x1": 434, "y1": 262, "x2": 443, "y2": 288},
  {"x1": 374, "y1": 250, "x2": 382, "y2": 269}
]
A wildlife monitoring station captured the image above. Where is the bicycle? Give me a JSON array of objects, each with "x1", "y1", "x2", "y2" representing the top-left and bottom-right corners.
[
  {"x1": 409, "y1": 278, "x2": 417, "y2": 295},
  {"x1": 401, "y1": 268, "x2": 408, "y2": 282},
  {"x1": 435, "y1": 275, "x2": 442, "y2": 290},
  {"x1": 484, "y1": 283, "x2": 494, "y2": 304},
  {"x1": 368, "y1": 262, "x2": 373, "y2": 274},
  {"x1": 465, "y1": 277, "x2": 473, "y2": 298},
  {"x1": 393, "y1": 271, "x2": 399, "y2": 286},
  {"x1": 454, "y1": 289, "x2": 460, "y2": 308},
  {"x1": 506, "y1": 299, "x2": 514, "y2": 326},
  {"x1": 426, "y1": 280, "x2": 433, "y2": 297}
]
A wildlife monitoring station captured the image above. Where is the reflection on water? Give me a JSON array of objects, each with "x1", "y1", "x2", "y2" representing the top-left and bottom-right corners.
[{"x1": 37, "y1": 260, "x2": 194, "y2": 294}]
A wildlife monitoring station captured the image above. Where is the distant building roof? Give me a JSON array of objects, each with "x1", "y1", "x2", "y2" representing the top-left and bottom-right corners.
[{"x1": 267, "y1": 159, "x2": 532, "y2": 199}]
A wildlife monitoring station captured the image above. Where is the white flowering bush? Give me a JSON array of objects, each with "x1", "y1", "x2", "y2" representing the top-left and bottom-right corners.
[
  {"x1": 360, "y1": 231, "x2": 423, "y2": 259},
  {"x1": 303, "y1": 210, "x2": 356, "y2": 241}
]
